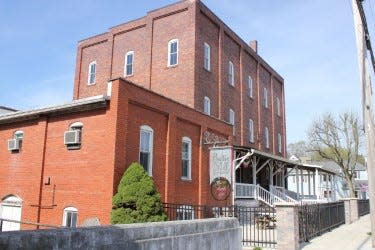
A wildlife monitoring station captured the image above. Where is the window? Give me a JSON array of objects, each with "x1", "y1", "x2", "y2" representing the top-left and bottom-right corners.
[
  {"x1": 181, "y1": 137, "x2": 192, "y2": 180},
  {"x1": 168, "y1": 39, "x2": 179, "y2": 66},
  {"x1": 277, "y1": 133, "x2": 282, "y2": 153},
  {"x1": 248, "y1": 76, "x2": 253, "y2": 98},
  {"x1": 14, "y1": 131, "x2": 24, "y2": 140},
  {"x1": 66, "y1": 122, "x2": 83, "y2": 150},
  {"x1": 88, "y1": 61, "x2": 96, "y2": 85},
  {"x1": 139, "y1": 125, "x2": 153, "y2": 176},
  {"x1": 63, "y1": 207, "x2": 78, "y2": 228},
  {"x1": 264, "y1": 127, "x2": 269, "y2": 149},
  {"x1": 228, "y1": 61, "x2": 234, "y2": 86},
  {"x1": 263, "y1": 87, "x2": 268, "y2": 108},
  {"x1": 203, "y1": 96, "x2": 211, "y2": 115},
  {"x1": 124, "y1": 51, "x2": 134, "y2": 76},
  {"x1": 204, "y1": 43, "x2": 211, "y2": 71},
  {"x1": 229, "y1": 109, "x2": 235, "y2": 135},
  {"x1": 177, "y1": 205, "x2": 194, "y2": 220},
  {"x1": 248, "y1": 119, "x2": 254, "y2": 143},
  {"x1": 276, "y1": 97, "x2": 281, "y2": 116}
]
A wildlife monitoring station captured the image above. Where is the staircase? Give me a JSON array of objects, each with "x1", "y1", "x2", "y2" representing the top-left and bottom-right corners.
[{"x1": 236, "y1": 183, "x2": 297, "y2": 207}]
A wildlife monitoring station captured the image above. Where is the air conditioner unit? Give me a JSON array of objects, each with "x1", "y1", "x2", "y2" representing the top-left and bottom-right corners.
[
  {"x1": 8, "y1": 139, "x2": 20, "y2": 151},
  {"x1": 64, "y1": 130, "x2": 81, "y2": 145}
]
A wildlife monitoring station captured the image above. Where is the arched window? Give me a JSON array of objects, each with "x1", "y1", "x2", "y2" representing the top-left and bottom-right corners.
[
  {"x1": 8, "y1": 130, "x2": 24, "y2": 152},
  {"x1": 203, "y1": 96, "x2": 211, "y2": 115},
  {"x1": 181, "y1": 137, "x2": 192, "y2": 180},
  {"x1": 177, "y1": 205, "x2": 194, "y2": 220},
  {"x1": 229, "y1": 109, "x2": 235, "y2": 135},
  {"x1": 1, "y1": 195, "x2": 22, "y2": 231},
  {"x1": 278, "y1": 133, "x2": 282, "y2": 153},
  {"x1": 88, "y1": 61, "x2": 96, "y2": 85},
  {"x1": 264, "y1": 127, "x2": 269, "y2": 149},
  {"x1": 65, "y1": 122, "x2": 83, "y2": 150},
  {"x1": 168, "y1": 39, "x2": 179, "y2": 66},
  {"x1": 276, "y1": 97, "x2": 281, "y2": 116},
  {"x1": 263, "y1": 87, "x2": 268, "y2": 108},
  {"x1": 63, "y1": 207, "x2": 78, "y2": 228},
  {"x1": 204, "y1": 43, "x2": 211, "y2": 71},
  {"x1": 228, "y1": 61, "x2": 234, "y2": 86},
  {"x1": 124, "y1": 51, "x2": 134, "y2": 76},
  {"x1": 248, "y1": 119, "x2": 254, "y2": 143},
  {"x1": 248, "y1": 76, "x2": 253, "y2": 98},
  {"x1": 139, "y1": 125, "x2": 153, "y2": 176},
  {"x1": 14, "y1": 130, "x2": 24, "y2": 140}
]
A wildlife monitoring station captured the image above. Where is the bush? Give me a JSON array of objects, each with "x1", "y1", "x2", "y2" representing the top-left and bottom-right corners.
[{"x1": 110, "y1": 162, "x2": 167, "y2": 224}]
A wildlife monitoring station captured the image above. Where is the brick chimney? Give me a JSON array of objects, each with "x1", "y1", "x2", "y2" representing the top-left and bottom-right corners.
[{"x1": 249, "y1": 40, "x2": 258, "y2": 53}]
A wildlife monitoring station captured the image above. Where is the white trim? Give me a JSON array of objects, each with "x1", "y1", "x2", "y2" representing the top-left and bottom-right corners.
[
  {"x1": 248, "y1": 76, "x2": 253, "y2": 98},
  {"x1": 139, "y1": 125, "x2": 154, "y2": 176},
  {"x1": 278, "y1": 133, "x2": 282, "y2": 153},
  {"x1": 14, "y1": 130, "x2": 24, "y2": 140},
  {"x1": 124, "y1": 51, "x2": 134, "y2": 76},
  {"x1": 203, "y1": 96, "x2": 211, "y2": 115},
  {"x1": 87, "y1": 61, "x2": 97, "y2": 85},
  {"x1": 204, "y1": 42, "x2": 211, "y2": 71},
  {"x1": 265, "y1": 127, "x2": 269, "y2": 149},
  {"x1": 181, "y1": 137, "x2": 192, "y2": 180},
  {"x1": 70, "y1": 122, "x2": 83, "y2": 128},
  {"x1": 176, "y1": 205, "x2": 194, "y2": 220},
  {"x1": 228, "y1": 61, "x2": 234, "y2": 86},
  {"x1": 229, "y1": 109, "x2": 235, "y2": 135},
  {"x1": 168, "y1": 39, "x2": 179, "y2": 67}
]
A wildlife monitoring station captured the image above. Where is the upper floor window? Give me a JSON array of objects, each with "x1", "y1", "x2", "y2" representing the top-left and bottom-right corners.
[
  {"x1": 248, "y1": 76, "x2": 253, "y2": 98},
  {"x1": 264, "y1": 127, "x2": 269, "y2": 149},
  {"x1": 276, "y1": 97, "x2": 281, "y2": 116},
  {"x1": 63, "y1": 207, "x2": 78, "y2": 228},
  {"x1": 88, "y1": 61, "x2": 96, "y2": 85},
  {"x1": 248, "y1": 119, "x2": 254, "y2": 143},
  {"x1": 263, "y1": 87, "x2": 268, "y2": 108},
  {"x1": 229, "y1": 109, "x2": 235, "y2": 135},
  {"x1": 65, "y1": 122, "x2": 83, "y2": 150},
  {"x1": 203, "y1": 96, "x2": 211, "y2": 115},
  {"x1": 168, "y1": 39, "x2": 179, "y2": 66},
  {"x1": 139, "y1": 125, "x2": 153, "y2": 176},
  {"x1": 8, "y1": 130, "x2": 24, "y2": 152},
  {"x1": 204, "y1": 43, "x2": 211, "y2": 71},
  {"x1": 124, "y1": 51, "x2": 134, "y2": 76},
  {"x1": 181, "y1": 137, "x2": 192, "y2": 180},
  {"x1": 277, "y1": 133, "x2": 282, "y2": 153},
  {"x1": 228, "y1": 61, "x2": 234, "y2": 86}
]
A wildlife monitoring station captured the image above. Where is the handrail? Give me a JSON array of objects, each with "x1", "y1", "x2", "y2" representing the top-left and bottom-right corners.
[
  {"x1": 256, "y1": 185, "x2": 284, "y2": 207},
  {"x1": 270, "y1": 185, "x2": 297, "y2": 203}
]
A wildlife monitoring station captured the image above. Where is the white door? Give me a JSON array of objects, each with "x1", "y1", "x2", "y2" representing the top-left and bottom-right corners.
[{"x1": 1, "y1": 196, "x2": 22, "y2": 231}]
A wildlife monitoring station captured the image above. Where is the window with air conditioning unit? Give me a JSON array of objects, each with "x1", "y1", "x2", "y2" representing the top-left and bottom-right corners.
[
  {"x1": 8, "y1": 130, "x2": 23, "y2": 152},
  {"x1": 65, "y1": 122, "x2": 83, "y2": 150}
]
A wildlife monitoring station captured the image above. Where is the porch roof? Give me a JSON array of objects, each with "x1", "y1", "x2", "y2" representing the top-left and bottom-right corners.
[{"x1": 233, "y1": 146, "x2": 336, "y2": 174}]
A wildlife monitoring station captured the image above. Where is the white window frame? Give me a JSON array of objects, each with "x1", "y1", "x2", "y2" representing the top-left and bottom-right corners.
[
  {"x1": 181, "y1": 137, "x2": 192, "y2": 180},
  {"x1": 139, "y1": 125, "x2": 154, "y2": 176},
  {"x1": 248, "y1": 76, "x2": 253, "y2": 98},
  {"x1": 62, "y1": 207, "x2": 78, "y2": 228},
  {"x1": 203, "y1": 96, "x2": 211, "y2": 115},
  {"x1": 87, "y1": 61, "x2": 96, "y2": 85},
  {"x1": 176, "y1": 205, "x2": 194, "y2": 220},
  {"x1": 229, "y1": 109, "x2": 235, "y2": 135},
  {"x1": 204, "y1": 43, "x2": 211, "y2": 71},
  {"x1": 263, "y1": 87, "x2": 268, "y2": 108},
  {"x1": 124, "y1": 51, "x2": 134, "y2": 77},
  {"x1": 276, "y1": 97, "x2": 281, "y2": 116},
  {"x1": 248, "y1": 119, "x2": 254, "y2": 143},
  {"x1": 14, "y1": 130, "x2": 24, "y2": 140},
  {"x1": 168, "y1": 39, "x2": 179, "y2": 67},
  {"x1": 278, "y1": 133, "x2": 282, "y2": 153},
  {"x1": 265, "y1": 127, "x2": 269, "y2": 149},
  {"x1": 228, "y1": 61, "x2": 234, "y2": 86}
]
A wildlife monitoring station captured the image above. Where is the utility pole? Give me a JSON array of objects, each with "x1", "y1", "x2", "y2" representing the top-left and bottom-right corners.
[{"x1": 352, "y1": 0, "x2": 375, "y2": 246}]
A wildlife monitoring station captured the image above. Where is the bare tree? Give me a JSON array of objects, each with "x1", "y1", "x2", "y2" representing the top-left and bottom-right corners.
[{"x1": 308, "y1": 112, "x2": 364, "y2": 197}]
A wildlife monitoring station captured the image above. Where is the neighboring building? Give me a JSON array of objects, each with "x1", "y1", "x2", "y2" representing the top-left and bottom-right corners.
[
  {"x1": 0, "y1": 106, "x2": 17, "y2": 115},
  {"x1": 0, "y1": 0, "x2": 289, "y2": 230}
]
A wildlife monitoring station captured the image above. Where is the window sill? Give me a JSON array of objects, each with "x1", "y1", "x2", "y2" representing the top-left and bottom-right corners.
[
  {"x1": 87, "y1": 83, "x2": 96, "y2": 86},
  {"x1": 203, "y1": 67, "x2": 211, "y2": 73},
  {"x1": 181, "y1": 177, "x2": 192, "y2": 182},
  {"x1": 167, "y1": 64, "x2": 178, "y2": 69},
  {"x1": 124, "y1": 74, "x2": 134, "y2": 78}
]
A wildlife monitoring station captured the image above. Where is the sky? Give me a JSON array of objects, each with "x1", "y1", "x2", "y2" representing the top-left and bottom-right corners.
[{"x1": 0, "y1": 0, "x2": 371, "y2": 144}]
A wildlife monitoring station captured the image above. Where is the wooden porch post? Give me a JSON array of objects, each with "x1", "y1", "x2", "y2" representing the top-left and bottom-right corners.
[
  {"x1": 300, "y1": 169, "x2": 304, "y2": 198},
  {"x1": 296, "y1": 168, "x2": 300, "y2": 199},
  {"x1": 308, "y1": 170, "x2": 311, "y2": 196},
  {"x1": 252, "y1": 156, "x2": 257, "y2": 185},
  {"x1": 269, "y1": 162, "x2": 274, "y2": 187},
  {"x1": 315, "y1": 169, "x2": 319, "y2": 199}
]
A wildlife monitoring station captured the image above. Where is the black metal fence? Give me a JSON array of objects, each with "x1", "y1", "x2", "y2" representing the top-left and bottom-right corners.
[
  {"x1": 162, "y1": 203, "x2": 276, "y2": 248},
  {"x1": 358, "y1": 199, "x2": 370, "y2": 216},
  {"x1": 298, "y1": 201, "x2": 345, "y2": 242}
]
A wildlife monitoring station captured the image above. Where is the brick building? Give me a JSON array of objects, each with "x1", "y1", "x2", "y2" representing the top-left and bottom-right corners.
[{"x1": 0, "y1": 0, "x2": 287, "y2": 230}]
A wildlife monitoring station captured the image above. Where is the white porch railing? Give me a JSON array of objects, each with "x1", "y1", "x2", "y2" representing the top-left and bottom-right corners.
[
  {"x1": 269, "y1": 185, "x2": 297, "y2": 203},
  {"x1": 236, "y1": 183, "x2": 287, "y2": 207}
]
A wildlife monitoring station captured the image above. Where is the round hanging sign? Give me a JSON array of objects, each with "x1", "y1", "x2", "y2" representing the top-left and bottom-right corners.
[{"x1": 210, "y1": 177, "x2": 231, "y2": 201}]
